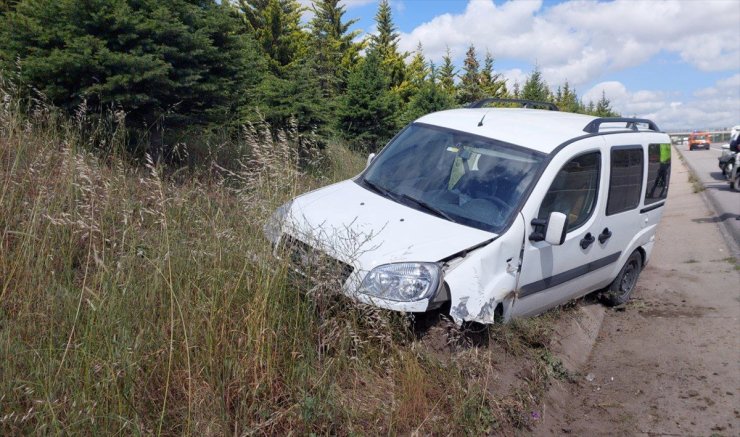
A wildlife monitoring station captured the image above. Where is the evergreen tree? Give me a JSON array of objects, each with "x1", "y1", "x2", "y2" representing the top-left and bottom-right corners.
[
  {"x1": 237, "y1": 0, "x2": 307, "y2": 76},
  {"x1": 309, "y1": 0, "x2": 360, "y2": 96},
  {"x1": 438, "y1": 47, "x2": 457, "y2": 100},
  {"x1": 586, "y1": 100, "x2": 596, "y2": 114},
  {"x1": 522, "y1": 66, "x2": 550, "y2": 102},
  {"x1": 595, "y1": 90, "x2": 618, "y2": 116},
  {"x1": 368, "y1": 0, "x2": 406, "y2": 90},
  {"x1": 556, "y1": 80, "x2": 582, "y2": 113},
  {"x1": 457, "y1": 44, "x2": 484, "y2": 104},
  {"x1": 396, "y1": 42, "x2": 428, "y2": 104},
  {"x1": 479, "y1": 51, "x2": 506, "y2": 99},
  {"x1": 401, "y1": 64, "x2": 454, "y2": 125},
  {"x1": 0, "y1": 0, "x2": 263, "y2": 150},
  {"x1": 337, "y1": 52, "x2": 399, "y2": 153},
  {"x1": 512, "y1": 81, "x2": 521, "y2": 99},
  {"x1": 0, "y1": 0, "x2": 18, "y2": 14},
  {"x1": 257, "y1": 57, "x2": 329, "y2": 149}
]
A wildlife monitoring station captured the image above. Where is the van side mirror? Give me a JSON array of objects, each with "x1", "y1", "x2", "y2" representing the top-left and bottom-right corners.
[
  {"x1": 529, "y1": 212, "x2": 568, "y2": 245},
  {"x1": 544, "y1": 212, "x2": 568, "y2": 245},
  {"x1": 366, "y1": 153, "x2": 376, "y2": 169}
]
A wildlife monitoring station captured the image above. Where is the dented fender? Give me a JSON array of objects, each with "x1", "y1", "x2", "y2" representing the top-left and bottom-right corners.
[{"x1": 445, "y1": 214, "x2": 526, "y2": 324}]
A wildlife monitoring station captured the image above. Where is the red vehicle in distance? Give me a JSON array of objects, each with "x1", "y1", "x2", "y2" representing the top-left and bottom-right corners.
[{"x1": 688, "y1": 131, "x2": 711, "y2": 151}]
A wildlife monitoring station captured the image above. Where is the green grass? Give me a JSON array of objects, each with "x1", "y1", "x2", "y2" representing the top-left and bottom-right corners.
[{"x1": 0, "y1": 83, "x2": 563, "y2": 435}]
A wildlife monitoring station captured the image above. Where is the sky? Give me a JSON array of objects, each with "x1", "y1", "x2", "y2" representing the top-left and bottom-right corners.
[{"x1": 303, "y1": 0, "x2": 740, "y2": 131}]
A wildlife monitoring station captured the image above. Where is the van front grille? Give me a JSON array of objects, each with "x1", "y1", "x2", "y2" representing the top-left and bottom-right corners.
[{"x1": 279, "y1": 235, "x2": 354, "y2": 286}]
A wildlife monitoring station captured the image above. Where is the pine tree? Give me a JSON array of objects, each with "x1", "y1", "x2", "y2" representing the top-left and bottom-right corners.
[
  {"x1": 0, "y1": 0, "x2": 18, "y2": 14},
  {"x1": 521, "y1": 66, "x2": 551, "y2": 102},
  {"x1": 556, "y1": 80, "x2": 582, "y2": 113},
  {"x1": 595, "y1": 90, "x2": 618, "y2": 116},
  {"x1": 396, "y1": 42, "x2": 428, "y2": 104},
  {"x1": 457, "y1": 44, "x2": 484, "y2": 104},
  {"x1": 257, "y1": 56, "x2": 329, "y2": 150},
  {"x1": 586, "y1": 100, "x2": 596, "y2": 114},
  {"x1": 401, "y1": 64, "x2": 454, "y2": 125},
  {"x1": 0, "y1": 0, "x2": 263, "y2": 147},
  {"x1": 512, "y1": 81, "x2": 521, "y2": 99},
  {"x1": 237, "y1": 0, "x2": 307, "y2": 76},
  {"x1": 309, "y1": 0, "x2": 360, "y2": 96},
  {"x1": 337, "y1": 52, "x2": 399, "y2": 152},
  {"x1": 368, "y1": 0, "x2": 406, "y2": 90},
  {"x1": 479, "y1": 51, "x2": 506, "y2": 99},
  {"x1": 438, "y1": 47, "x2": 457, "y2": 100}
]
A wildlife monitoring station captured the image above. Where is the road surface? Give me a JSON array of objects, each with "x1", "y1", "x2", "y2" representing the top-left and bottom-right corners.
[{"x1": 674, "y1": 142, "x2": 740, "y2": 257}]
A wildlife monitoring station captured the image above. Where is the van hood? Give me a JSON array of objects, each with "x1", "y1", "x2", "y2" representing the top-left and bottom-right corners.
[{"x1": 283, "y1": 180, "x2": 496, "y2": 269}]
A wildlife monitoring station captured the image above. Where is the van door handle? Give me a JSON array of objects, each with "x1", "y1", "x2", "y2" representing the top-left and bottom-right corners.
[
  {"x1": 580, "y1": 233, "x2": 595, "y2": 249},
  {"x1": 598, "y1": 228, "x2": 612, "y2": 244}
]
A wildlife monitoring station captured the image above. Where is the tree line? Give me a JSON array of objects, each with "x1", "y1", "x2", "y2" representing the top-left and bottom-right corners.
[{"x1": 0, "y1": 0, "x2": 618, "y2": 158}]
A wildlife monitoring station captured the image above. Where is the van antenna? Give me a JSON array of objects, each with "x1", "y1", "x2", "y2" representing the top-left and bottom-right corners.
[{"x1": 477, "y1": 111, "x2": 488, "y2": 127}]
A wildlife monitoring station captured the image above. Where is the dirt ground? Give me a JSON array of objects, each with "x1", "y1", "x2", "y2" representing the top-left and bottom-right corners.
[{"x1": 537, "y1": 152, "x2": 740, "y2": 435}]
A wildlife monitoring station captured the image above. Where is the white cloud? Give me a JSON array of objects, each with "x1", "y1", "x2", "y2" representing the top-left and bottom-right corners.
[
  {"x1": 584, "y1": 76, "x2": 740, "y2": 130},
  {"x1": 501, "y1": 68, "x2": 527, "y2": 88},
  {"x1": 398, "y1": 0, "x2": 740, "y2": 88}
]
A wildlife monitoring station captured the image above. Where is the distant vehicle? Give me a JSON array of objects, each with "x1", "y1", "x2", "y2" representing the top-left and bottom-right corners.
[
  {"x1": 718, "y1": 126, "x2": 739, "y2": 177},
  {"x1": 725, "y1": 126, "x2": 740, "y2": 191},
  {"x1": 266, "y1": 99, "x2": 671, "y2": 324},
  {"x1": 688, "y1": 132, "x2": 711, "y2": 151}
]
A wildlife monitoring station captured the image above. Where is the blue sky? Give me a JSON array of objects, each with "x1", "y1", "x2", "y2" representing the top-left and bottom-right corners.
[{"x1": 304, "y1": 0, "x2": 740, "y2": 131}]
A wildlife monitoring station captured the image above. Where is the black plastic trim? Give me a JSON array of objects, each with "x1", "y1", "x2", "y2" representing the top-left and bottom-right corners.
[
  {"x1": 583, "y1": 117, "x2": 661, "y2": 134},
  {"x1": 640, "y1": 202, "x2": 665, "y2": 213},
  {"x1": 467, "y1": 98, "x2": 559, "y2": 111},
  {"x1": 519, "y1": 251, "x2": 622, "y2": 298}
]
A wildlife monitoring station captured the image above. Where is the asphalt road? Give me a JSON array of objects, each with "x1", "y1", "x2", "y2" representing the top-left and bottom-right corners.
[{"x1": 674, "y1": 142, "x2": 740, "y2": 257}]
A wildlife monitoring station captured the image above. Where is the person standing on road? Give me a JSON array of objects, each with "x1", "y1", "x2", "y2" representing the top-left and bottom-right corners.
[
  {"x1": 730, "y1": 131, "x2": 739, "y2": 153},
  {"x1": 650, "y1": 143, "x2": 671, "y2": 198}
]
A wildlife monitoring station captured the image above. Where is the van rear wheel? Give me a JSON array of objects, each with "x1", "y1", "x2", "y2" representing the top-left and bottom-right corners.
[{"x1": 602, "y1": 251, "x2": 642, "y2": 306}]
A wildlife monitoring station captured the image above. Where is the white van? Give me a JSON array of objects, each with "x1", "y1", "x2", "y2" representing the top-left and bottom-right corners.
[{"x1": 264, "y1": 99, "x2": 671, "y2": 324}]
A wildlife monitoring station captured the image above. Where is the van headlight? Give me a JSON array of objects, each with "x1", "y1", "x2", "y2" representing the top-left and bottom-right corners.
[
  {"x1": 359, "y1": 263, "x2": 441, "y2": 302},
  {"x1": 263, "y1": 200, "x2": 292, "y2": 244}
]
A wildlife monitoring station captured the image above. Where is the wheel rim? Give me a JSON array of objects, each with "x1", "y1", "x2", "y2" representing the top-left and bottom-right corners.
[{"x1": 620, "y1": 260, "x2": 639, "y2": 293}]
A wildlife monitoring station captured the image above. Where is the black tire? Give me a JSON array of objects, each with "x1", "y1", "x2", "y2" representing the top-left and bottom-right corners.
[
  {"x1": 602, "y1": 251, "x2": 642, "y2": 306},
  {"x1": 732, "y1": 174, "x2": 740, "y2": 192}
]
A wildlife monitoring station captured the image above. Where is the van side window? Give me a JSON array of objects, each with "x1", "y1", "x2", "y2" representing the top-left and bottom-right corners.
[
  {"x1": 607, "y1": 147, "x2": 644, "y2": 215},
  {"x1": 538, "y1": 151, "x2": 600, "y2": 231},
  {"x1": 645, "y1": 143, "x2": 670, "y2": 204}
]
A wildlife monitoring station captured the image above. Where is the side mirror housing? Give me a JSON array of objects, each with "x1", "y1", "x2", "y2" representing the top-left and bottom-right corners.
[
  {"x1": 544, "y1": 212, "x2": 568, "y2": 245},
  {"x1": 366, "y1": 153, "x2": 376, "y2": 169},
  {"x1": 529, "y1": 211, "x2": 568, "y2": 245}
]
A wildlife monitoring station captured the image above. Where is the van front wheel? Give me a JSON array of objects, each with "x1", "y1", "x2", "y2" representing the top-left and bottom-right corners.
[{"x1": 602, "y1": 251, "x2": 642, "y2": 306}]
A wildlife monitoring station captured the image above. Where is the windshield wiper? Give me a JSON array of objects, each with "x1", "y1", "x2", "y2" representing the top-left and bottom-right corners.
[
  {"x1": 363, "y1": 179, "x2": 456, "y2": 223},
  {"x1": 400, "y1": 194, "x2": 456, "y2": 223},
  {"x1": 362, "y1": 179, "x2": 395, "y2": 198}
]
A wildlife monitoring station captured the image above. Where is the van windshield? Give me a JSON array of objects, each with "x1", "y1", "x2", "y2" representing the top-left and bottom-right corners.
[{"x1": 359, "y1": 123, "x2": 545, "y2": 233}]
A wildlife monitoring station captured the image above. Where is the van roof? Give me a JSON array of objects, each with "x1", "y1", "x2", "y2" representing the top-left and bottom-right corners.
[{"x1": 416, "y1": 108, "x2": 647, "y2": 154}]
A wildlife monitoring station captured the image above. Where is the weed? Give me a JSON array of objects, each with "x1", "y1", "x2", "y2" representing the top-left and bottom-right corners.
[
  {"x1": 687, "y1": 172, "x2": 704, "y2": 193},
  {"x1": 0, "y1": 78, "x2": 565, "y2": 435}
]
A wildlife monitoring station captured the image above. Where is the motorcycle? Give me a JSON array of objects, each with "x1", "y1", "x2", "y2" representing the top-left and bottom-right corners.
[
  {"x1": 729, "y1": 152, "x2": 740, "y2": 192},
  {"x1": 718, "y1": 144, "x2": 736, "y2": 177}
]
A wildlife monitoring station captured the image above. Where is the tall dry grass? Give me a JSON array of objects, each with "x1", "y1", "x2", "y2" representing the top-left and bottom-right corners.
[{"x1": 0, "y1": 79, "x2": 565, "y2": 435}]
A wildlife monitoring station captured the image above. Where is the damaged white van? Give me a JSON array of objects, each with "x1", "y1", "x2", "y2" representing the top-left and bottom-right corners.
[{"x1": 264, "y1": 99, "x2": 671, "y2": 324}]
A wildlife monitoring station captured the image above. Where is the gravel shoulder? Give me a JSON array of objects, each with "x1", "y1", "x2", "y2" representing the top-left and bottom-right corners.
[{"x1": 537, "y1": 149, "x2": 740, "y2": 436}]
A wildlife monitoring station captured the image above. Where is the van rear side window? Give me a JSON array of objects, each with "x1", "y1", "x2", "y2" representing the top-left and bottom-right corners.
[
  {"x1": 645, "y1": 143, "x2": 671, "y2": 204},
  {"x1": 607, "y1": 147, "x2": 643, "y2": 215}
]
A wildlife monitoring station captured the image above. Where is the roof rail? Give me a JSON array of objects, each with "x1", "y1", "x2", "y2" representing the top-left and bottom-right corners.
[
  {"x1": 467, "y1": 98, "x2": 559, "y2": 111},
  {"x1": 583, "y1": 117, "x2": 661, "y2": 134}
]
